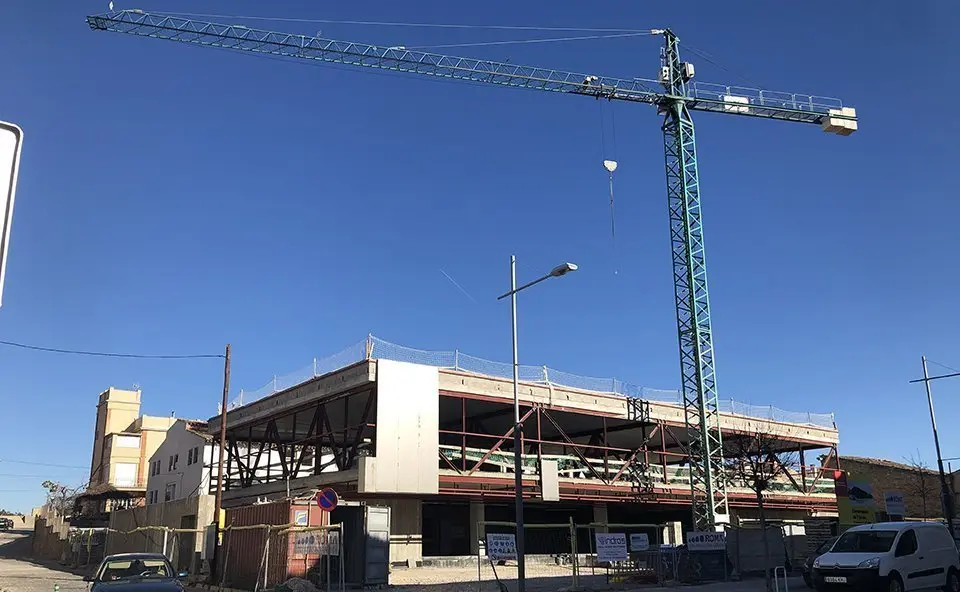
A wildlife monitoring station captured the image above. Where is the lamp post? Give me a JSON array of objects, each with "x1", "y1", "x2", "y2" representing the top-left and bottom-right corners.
[{"x1": 497, "y1": 256, "x2": 578, "y2": 592}]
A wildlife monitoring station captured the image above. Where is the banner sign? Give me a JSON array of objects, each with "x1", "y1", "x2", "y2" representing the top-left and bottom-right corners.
[
  {"x1": 293, "y1": 531, "x2": 340, "y2": 556},
  {"x1": 486, "y1": 533, "x2": 517, "y2": 560},
  {"x1": 686, "y1": 531, "x2": 727, "y2": 551},
  {"x1": 595, "y1": 533, "x2": 628, "y2": 562}
]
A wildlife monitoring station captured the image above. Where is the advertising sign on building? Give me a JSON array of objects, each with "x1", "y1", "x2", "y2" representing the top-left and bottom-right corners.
[
  {"x1": 629, "y1": 533, "x2": 650, "y2": 551},
  {"x1": 885, "y1": 491, "x2": 906, "y2": 518},
  {"x1": 595, "y1": 533, "x2": 628, "y2": 562},
  {"x1": 835, "y1": 472, "x2": 877, "y2": 525},
  {"x1": 686, "y1": 531, "x2": 727, "y2": 551},
  {"x1": 486, "y1": 533, "x2": 517, "y2": 560}
]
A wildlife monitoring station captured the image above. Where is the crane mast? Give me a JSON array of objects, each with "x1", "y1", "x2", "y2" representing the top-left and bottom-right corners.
[{"x1": 87, "y1": 10, "x2": 857, "y2": 530}]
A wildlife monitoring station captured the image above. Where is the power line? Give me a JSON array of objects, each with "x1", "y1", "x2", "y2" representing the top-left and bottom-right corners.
[
  {"x1": 927, "y1": 359, "x2": 960, "y2": 375},
  {"x1": 0, "y1": 339, "x2": 224, "y2": 359},
  {"x1": 149, "y1": 10, "x2": 654, "y2": 33},
  {"x1": 0, "y1": 459, "x2": 88, "y2": 470}
]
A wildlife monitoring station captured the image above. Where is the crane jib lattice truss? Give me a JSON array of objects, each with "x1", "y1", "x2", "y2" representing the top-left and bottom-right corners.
[{"x1": 87, "y1": 10, "x2": 858, "y2": 529}]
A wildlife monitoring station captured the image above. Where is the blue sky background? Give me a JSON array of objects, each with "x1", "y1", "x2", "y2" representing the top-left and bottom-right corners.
[{"x1": 0, "y1": 1, "x2": 958, "y2": 512}]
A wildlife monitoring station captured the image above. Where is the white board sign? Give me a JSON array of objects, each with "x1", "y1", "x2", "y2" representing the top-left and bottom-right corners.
[
  {"x1": 630, "y1": 533, "x2": 650, "y2": 551},
  {"x1": 0, "y1": 122, "x2": 22, "y2": 308},
  {"x1": 686, "y1": 530, "x2": 726, "y2": 551},
  {"x1": 595, "y1": 532, "x2": 628, "y2": 562},
  {"x1": 486, "y1": 533, "x2": 517, "y2": 560},
  {"x1": 292, "y1": 531, "x2": 340, "y2": 556},
  {"x1": 885, "y1": 491, "x2": 906, "y2": 516}
]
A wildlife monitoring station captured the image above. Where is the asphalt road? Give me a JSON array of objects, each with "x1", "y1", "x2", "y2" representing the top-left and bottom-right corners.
[{"x1": 0, "y1": 528, "x2": 88, "y2": 591}]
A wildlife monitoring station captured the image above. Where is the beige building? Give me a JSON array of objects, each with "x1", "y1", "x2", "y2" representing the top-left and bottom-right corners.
[{"x1": 88, "y1": 387, "x2": 177, "y2": 501}]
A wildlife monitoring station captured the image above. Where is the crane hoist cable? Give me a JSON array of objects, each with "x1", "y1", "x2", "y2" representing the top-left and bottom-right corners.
[{"x1": 599, "y1": 101, "x2": 620, "y2": 274}]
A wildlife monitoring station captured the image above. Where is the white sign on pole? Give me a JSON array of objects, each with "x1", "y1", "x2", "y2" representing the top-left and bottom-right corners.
[
  {"x1": 293, "y1": 531, "x2": 340, "y2": 556},
  {"x1": 0, "y1": 122, "x2": 22, "y2": 308},
  {"x1": 629, "y1": 533, "x2": 650, "y2": 552},
  {"x1": 486, "y1": 533, "x2": 517, "y2": 560},
  {"x1": 885, "y1": 492, "x2": 906, "y2": 517},
  {"x1": 595, "y1": 533, "x2": 628, "y2": 562},
  {"x1": 686, "y1": 531, "x2": 727, "y2": 551}
]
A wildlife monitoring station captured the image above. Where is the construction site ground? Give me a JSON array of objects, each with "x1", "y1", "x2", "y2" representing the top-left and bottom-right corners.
[{"x1": 1, "y1": 527, "x2": 804, "y2": 592}]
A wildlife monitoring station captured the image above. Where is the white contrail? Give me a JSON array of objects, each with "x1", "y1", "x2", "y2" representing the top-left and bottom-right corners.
[{"x1": 440, "y1": 269, "x2": 479, "y2": 303}]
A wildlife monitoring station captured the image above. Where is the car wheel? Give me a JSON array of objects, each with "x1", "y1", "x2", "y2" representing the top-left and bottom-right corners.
[
  {"x1": 889, "y1": 573, "x2": 904, "y2": 592},
  {"x1": 945, "y1": 568, "x2": 960, "y2": 592}
]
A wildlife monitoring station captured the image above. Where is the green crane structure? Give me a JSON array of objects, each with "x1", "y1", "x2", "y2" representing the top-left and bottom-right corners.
[{"x1": 86, "y1": 9, "x2": 858, "y2": 530}]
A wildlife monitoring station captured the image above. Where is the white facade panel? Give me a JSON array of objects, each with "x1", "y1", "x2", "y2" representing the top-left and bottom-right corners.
[{"x1": 374, "y1": 360, "x2": 439, "y2": 494}]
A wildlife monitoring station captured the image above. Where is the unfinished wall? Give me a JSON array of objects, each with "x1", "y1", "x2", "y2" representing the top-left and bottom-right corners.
[{"x1": 106, "y1": 494, "x2": 215, "y2": 569}]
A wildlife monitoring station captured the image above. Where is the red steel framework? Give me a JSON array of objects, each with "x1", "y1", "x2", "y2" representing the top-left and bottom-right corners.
[{"x1": 211, "y1": 382, "x2": 838, "y2": 514}]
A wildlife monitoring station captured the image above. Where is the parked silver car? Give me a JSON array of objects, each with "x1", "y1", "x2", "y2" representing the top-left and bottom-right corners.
[{"x1": 84, "y1": 553, "x2": 187, "y2": 591}]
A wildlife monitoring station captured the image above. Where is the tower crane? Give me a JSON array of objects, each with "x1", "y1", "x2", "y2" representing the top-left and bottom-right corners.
[{"x1": 86, "y1": 10, "x2": 858, "y2": 531}]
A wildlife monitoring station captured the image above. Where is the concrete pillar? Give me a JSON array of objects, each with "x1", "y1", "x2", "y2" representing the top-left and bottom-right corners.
[
  {"x1": 469, "y1": 501, "x2": 485, "y2": 555},
  {"x1": 593, "y1": 503, "x2": 608, "y2": 532},
  {"x1": 663, "y1": 521, "x2": 683, "y2": 546},
  {"x1": 387, "y1": 499, "x2": 423, "y2": 567}
]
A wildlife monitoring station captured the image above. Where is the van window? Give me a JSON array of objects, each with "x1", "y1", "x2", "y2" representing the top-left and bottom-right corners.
[
  {"x1": 895, "y1": 530, "x2": 918, "y2": 557},
  {"x1": 833, "y1": 530, "x2": 898, "y2": 553}
]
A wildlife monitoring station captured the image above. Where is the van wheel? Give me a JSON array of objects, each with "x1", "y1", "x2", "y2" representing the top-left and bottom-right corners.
[
  {"x1": 889, "y1": 573, "x2": 904, "y2": 592},
  {"x1": 945, "y1": 568, "x2": 960, "y2": 592}
]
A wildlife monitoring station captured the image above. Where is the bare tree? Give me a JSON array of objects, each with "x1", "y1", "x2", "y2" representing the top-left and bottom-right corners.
[
  {"x1": 725, "y1": 431, "x2": 799, "y2": 592},
  {"x1": 904, "y1": 453, "x2": 938, "y2": 519},
  {"x1": 41, "y1": 480, "x2": 82, "y2": 516}
]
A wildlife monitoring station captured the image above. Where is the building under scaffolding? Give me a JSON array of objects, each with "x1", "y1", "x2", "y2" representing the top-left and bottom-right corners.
[{"x1": 206, "y1": 338, "x2": 839, "y2": 564}]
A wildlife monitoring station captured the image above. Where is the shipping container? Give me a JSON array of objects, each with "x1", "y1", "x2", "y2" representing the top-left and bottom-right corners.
[{"x1": 220, "y1": 500, "x2": 331, "y2": 590}]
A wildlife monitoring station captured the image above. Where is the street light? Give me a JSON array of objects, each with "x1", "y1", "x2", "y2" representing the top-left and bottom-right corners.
[{"x1": 496, "y1": 256, "x2": 578, "y2": 592}]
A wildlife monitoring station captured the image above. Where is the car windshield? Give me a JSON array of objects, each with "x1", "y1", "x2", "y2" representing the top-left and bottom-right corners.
[
  {"x1": 98, "y1": 558, "x2": 172, "y2": 581},
  {"x1": 817, "y1": 537, "x2": 837, "y2": 554},
  {"x1": 832, "y1": 531, "x2": 897, "y2": 553}
]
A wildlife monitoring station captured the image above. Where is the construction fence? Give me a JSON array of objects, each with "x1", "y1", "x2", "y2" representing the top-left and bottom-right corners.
[
  {"x1": 229, "y1": 335, "x2": 835, "y2": 428},
  {"x1": 97, "y1": 523, "x2": 345, "y2": 591}
]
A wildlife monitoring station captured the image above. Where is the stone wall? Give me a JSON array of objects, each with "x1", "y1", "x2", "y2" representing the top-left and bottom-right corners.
[{"x1": 838, "y1": 456, "x2": 943, "y2": 519}]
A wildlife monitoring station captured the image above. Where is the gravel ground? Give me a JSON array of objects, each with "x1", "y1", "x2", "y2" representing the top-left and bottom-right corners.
[
  {"x1": 388, "y1": 562, "x2": 806, "y2": 592},
  {"x1": 0, "y1": 529, "x2": 87, "y2": 592}
]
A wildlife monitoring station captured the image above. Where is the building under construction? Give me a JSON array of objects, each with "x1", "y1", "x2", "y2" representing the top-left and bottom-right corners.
[{"x1": 207, "y1": 337, "x2": 839, "y2": 565}]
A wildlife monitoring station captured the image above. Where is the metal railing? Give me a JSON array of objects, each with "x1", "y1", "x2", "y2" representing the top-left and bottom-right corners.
[{"x1": 229, "y1": 336, "x2": 835, "y2": 428}]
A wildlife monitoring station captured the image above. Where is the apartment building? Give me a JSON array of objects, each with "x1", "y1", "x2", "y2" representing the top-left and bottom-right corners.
[
  {"x1": 146, "y1": 419, "x2": 217, "y2": 504},
  {"x1": 88, "y1": 387, "x2": 177, "y2": 501}
]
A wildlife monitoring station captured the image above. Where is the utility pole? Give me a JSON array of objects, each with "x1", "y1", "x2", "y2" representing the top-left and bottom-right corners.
[
  {"x1": 919, "y1": 356, "x2": 956, "y2": 534},
  {"x1": 215, "y1": 343, "x2": 231, "y2": 516},
  {"x1": 212, "y1": 343, "x2": 231, "y2": 580}
]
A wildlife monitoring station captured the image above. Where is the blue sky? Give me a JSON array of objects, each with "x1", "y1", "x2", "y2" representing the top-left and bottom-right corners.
[{"x1": 0, "y1": 1, "x2": 958, "y2": 511}]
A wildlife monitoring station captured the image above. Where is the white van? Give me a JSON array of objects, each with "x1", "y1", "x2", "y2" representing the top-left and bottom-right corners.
[{"x1": 812, "y1": 522, "x2": 959, "y2": 592}]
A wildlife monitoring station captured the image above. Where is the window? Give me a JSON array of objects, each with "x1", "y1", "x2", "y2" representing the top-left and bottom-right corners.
[
  {"x1": 115, "y1": 435, "x2": 140, "y2": 449},
  {"x1": 896, "y1": 530, "x2": 918, "y2": 557},
  {"x1": 150, "y1": 460, "x2": 160, "y2": 476},
  {"x1": 833, "y1": 530, "x2": 898, "y2": 553},
  {"x1": 168, "y1": 456, "x2": 174, "y2": 472},
  {"x1": 164, "y1": 483, "x2": 176, "y2": 502},
  {"x1": 147, "y1": 490, "x2": 156, "y2": 504},
  {"x1": 188, "y1": 447, "x2": 198, "y2": 466},
  {"x1": 114, "y1": 463, "x2": 137, "y2": 487},
  {"x1": 173, "y1": 454, "x2": 179, "y2": 470}
]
